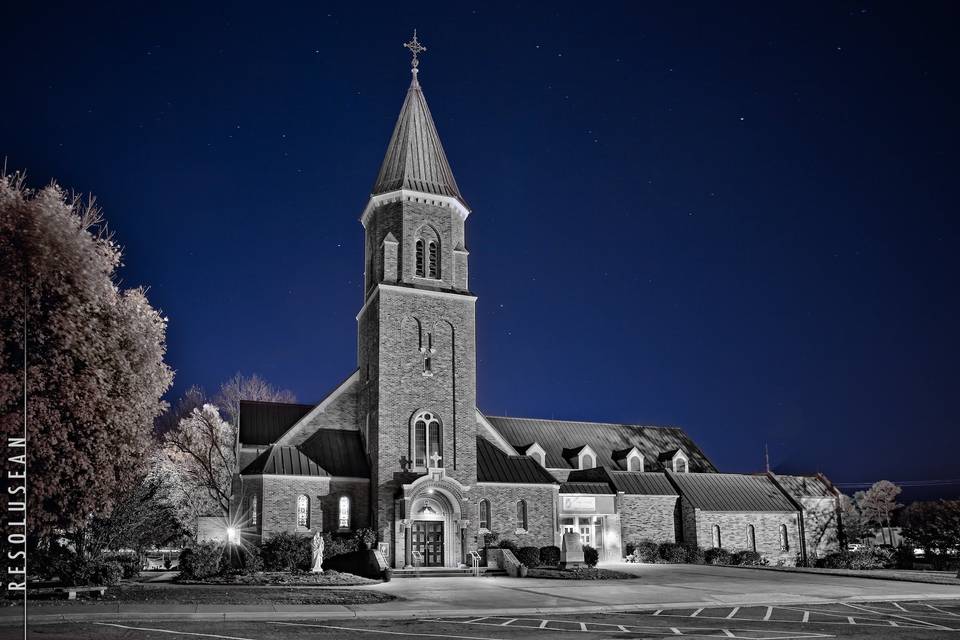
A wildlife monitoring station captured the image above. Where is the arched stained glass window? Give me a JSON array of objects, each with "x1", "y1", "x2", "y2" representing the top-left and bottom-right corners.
[
  {"x1": 712, "y1": 524, "x2": 722, "y2": 549},
  {"x1": 428, "y1": 241, "x2": 439, "y2": 278},
  {"x1": 251, "y1": 496, "x2": 258, "y2": 526},
  {"x1": 412, "y1": 411, "x2": 442, "y2": 468},
  {"x1": 338, "y1": 495, "x2": 351, "y2": 529},
  {"x1": 779, "y1": 524, "x2": 789, "y2": 551},
  {"x1": 415, "y1": 239, "x2": 425, "y2": 277},
  {"x1": 296, "y1": 494, "x2": 309, "y2": 528},
  {"x1": 479, "y1": 500, "x2": 490, "y2": 530}
]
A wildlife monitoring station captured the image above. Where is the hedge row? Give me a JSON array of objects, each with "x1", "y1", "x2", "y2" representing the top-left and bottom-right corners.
[{"x1": 625, "y1": 540, "x2": 767, "y2": 566}]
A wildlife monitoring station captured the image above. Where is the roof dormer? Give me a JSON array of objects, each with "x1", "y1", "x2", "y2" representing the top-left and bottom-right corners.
[
  {"x1": 563, "y1": 444, "x2": 598, "y2": 470},
  {"x1": 659, "y1": 448, "x2": 689, "y2": 473},
  {"x1": 524, "y1": 442, "x2": 546, "y2": 466},
  {"x1": 612, "y1": 447, "x2": 645, "y2": 472}
]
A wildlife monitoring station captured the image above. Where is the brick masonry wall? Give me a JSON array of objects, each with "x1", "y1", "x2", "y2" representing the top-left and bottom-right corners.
[
  {"x1": 259, "y1": 476, "x2": 330, "y2": 539},
  {"x1": 694, "y1": 510, "x2": 801, "y2": 565},
  {"x1": 472, "y1": 484, "x2": 557, "y2": 550},
  {"x1": 320, "y1": 478, "x2": 371, "y2": 532},
  {"x1": 620, "y1": 495, "x2": 680, "y2": 545}
]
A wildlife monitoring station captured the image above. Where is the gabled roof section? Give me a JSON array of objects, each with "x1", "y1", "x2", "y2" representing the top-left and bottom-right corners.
[
  {"x1": 568, "y1": 467, "x2": 677, "y2": 495},
  {"x1": 298, "y1": 429, "x2": 370, "y2": 478},
  {"x1": 668, "y1": 472, "x2": 796, "y2": 512},
  {"x1": 238, "y1": 400, "x2": 314, "y2": 445},
  {"x1": 772, "y1": 474, "x2": 837, "y2": 500},
  {"x1": 371, "y1": 73, "x2": 464, "y2": 204},
  {"x1": 241, "y1": 445, "x2": 328, "y2": 477},
  {"x1": 560, "y1": 481, "x2": 614, "y2": 494},
  {"x1": 484, "y1": 416, "x2": 715, "y2": 472},
  {"x1": 476, "y1": 437, "x2": 557, "y2": 484}
]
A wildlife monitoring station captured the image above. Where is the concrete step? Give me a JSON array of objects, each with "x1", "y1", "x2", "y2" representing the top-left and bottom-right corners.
[{"x1": 391, "y1": 567, "x2": 507, "y2": 578}]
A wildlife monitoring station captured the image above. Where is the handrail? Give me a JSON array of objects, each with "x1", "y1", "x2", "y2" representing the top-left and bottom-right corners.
[
  {"x1": 468, "y1": 550, "x2": 481, "y2": 577},
  {"x1": 411, "y1": 550, "x2": 423, "y2": 578}
]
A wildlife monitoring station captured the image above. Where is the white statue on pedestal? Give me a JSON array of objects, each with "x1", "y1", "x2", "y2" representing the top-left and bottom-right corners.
[{"x1": 311, "y1": 531, "x2": 324, "y2": 573}]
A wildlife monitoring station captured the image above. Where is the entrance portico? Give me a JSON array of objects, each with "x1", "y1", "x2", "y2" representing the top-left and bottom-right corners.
[{"x1": 395, "y1": 469, "x2": 472, "y2": 568}]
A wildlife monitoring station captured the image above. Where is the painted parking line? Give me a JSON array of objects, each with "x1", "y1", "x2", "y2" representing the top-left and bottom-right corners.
[
  {"x1": 428, "y1": 616, "x2": 834, "y2": 639},
  {"x1": 272, "y1": 621, "x2": 505, "y2": 640},
  {"x1": 94, "y1": 623, "x2": 259, "y2": 640}
]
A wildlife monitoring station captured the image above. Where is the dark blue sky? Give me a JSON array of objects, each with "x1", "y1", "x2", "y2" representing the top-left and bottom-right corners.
[{"x1": 4, "y1": 2, "x2": 958, "y2": 496}]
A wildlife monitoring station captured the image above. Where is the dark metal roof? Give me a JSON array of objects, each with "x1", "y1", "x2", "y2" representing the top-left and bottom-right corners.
[
  {"x1": 476, "y1": 437, "x2": 557, "y2": 484},
  {"x1": 298, "y1": 429, "x2": 370, "y2": 478},
  {"x1": 560, "y1": 482, "x2": 614, "y2": 494},
  {"x1": 567, "y1": 468, "x2": 678, "y2": 495},
  {"x1": 657, "y1": 448, "x2": 681, "y2": 462},
  {"x1": 773, "y1": 474, "x2": 835, "y2": 499},
  {"x1": 484, "y1": 416, "x2": 716, "y2": 472},
  {"x1": 241, "y1": 446, "x2": 327, "y2": 477},
  {"x1": 238, "y1": 400, "x2": 313, "y2": 445},
  {"x1": 371, "y1": 74, "x2": 465, "y2": 203},
  {"x1": 669, "y1": 472, "x2": 797, "y2": 512}
]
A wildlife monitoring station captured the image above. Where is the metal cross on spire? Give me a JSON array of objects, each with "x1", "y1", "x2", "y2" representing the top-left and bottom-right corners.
[{"x1": 403, "y1": 30, "x2": 427, "y2": 72}]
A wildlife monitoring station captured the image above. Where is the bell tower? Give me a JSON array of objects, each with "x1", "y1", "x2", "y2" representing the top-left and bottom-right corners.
[{"x1": 357, "y1": 32, "x2": 478, "y2": 558}]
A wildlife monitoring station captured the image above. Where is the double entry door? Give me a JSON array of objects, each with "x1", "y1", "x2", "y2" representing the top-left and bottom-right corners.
[{"x1": 412, "y1": 521, "x2": 444, "y2": 566}]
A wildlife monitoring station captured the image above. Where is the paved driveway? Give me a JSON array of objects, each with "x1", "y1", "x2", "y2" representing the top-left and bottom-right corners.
[{"x1": 369, "y1": 563, "x2": 960, "y2": 612}]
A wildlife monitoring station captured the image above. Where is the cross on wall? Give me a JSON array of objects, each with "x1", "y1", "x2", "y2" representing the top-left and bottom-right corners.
[{"x1": 429, "y1": 452, "x2": 442, "y2": 468}]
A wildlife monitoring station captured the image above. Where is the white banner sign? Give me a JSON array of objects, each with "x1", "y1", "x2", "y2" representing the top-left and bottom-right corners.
[{"x1": 562, "y1": 496, "x2": 596, "y2": 511}]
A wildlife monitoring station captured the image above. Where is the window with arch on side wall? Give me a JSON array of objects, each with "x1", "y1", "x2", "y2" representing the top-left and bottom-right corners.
[
  {"x1": 779, "y1": 524, "x2": 789, "y2": 551},
  {"x1": 250, "y1": 496, "x2": 258, "y2": 526},
  {"x1": 296, "y1": 494, "x2": 310, "y2": 528},
  {"x1": 338, "y1": 495, "x2": 351, "y2": 529},
  {"x1": 746, "y1": 524, "x2": 756, "y2": 552},
  {"x1": 415, "y1": 239, "x2": 425, "y2": 277},
  {"x1": 516, "y1": 500, "x2": 528, "y2": 531},
  {"x1": 712, "y1": 524, "x2": 722, "y2": 549},
  {"x1": 412, "y1": 410, "x2": 442, "y2": 468},
  {"x1": 427, "y1": 241, "x2": 439, "y2": 278},
  {"x1": 479, "y1": 499, "x2": 490, "y2": 530}
]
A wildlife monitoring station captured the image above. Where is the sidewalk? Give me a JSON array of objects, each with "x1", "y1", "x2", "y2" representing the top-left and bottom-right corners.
[{"x1": 5, "y1": 562, "x2": 959, "y2": 626}]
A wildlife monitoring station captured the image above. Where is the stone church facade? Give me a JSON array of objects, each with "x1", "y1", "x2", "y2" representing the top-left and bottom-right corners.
[{"x1": 231, "y1": 52, "x2": 842, "y2": 569}]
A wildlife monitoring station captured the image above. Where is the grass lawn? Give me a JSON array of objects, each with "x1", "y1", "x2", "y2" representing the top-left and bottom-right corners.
[
  {"x1": 7, "y1": 583, "x2": 395, "y2": 607},
  {"x1": 177, "y1": 569, "x2": 378, "y2": 586},
  {"x1": 526, "y1": 567, "x2": 638, "y2": 580}
]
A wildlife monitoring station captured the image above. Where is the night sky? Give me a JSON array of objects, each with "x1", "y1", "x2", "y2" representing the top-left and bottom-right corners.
[{"x1": 3, "y1": 2, "x2": 958, "y2": 498}]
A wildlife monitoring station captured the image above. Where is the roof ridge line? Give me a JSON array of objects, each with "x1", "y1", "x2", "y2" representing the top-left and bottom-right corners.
[{"x1": 485, "y1": 415, "x2": 682, "y2": 430}]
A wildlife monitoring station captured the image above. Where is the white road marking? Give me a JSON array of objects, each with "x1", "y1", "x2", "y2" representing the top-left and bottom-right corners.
[
  {"x1": 691, "y1": 608, "x2": 704, "y2": 617},
  {"x1": 726, "y1": 607, "x2": 741, "y2": 619},
  {"x1": 802, "y1": 611, "x2": 810, "y2": 623},
  {"x1": 926, "y1": 604, "x2": 960, "y2": 617},
  {"x1": 763, "y1": 607, "x2": 774, "y2": 621},
  {"x1": 722, "y1": 631, "x2": 735, "y2": 638},
  {"x1": 498, "y1": 618, "x2": 517, "y2": 626},
  {"x1": 540, "y1": 619, "x2": 550, "y2": 628},
  {"x1": 847, "y1": 617, "x2": 856, "y2": 624},
  {"x1": 653, "y1": 609, "x2": 664, "y2": 616},
  {"x1": 893, "y1": 602, "x2": 908, "y2": 612},
  {"x1": 579, "y1": 622, "x2": 588, "y2": 631},
  {"x1": 272, "y1": 621, "x2": 502, "y2": 640},
  {"x1": 93, "y1": 623, "x2": 257, "y2": 640},
  {"x1": 669, "y1": 628, "x2": 682, "y2": 635},
  {"x1": 841, "y1": 602, "x2": 954, "y2": 631}
]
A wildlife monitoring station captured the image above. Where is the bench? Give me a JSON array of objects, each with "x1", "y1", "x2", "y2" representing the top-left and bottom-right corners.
[{"x1": 30, "y1": 585, "x2": 107, "y2": 600}]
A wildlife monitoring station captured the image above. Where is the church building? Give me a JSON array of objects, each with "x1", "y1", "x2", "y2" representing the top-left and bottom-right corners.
[{"x1": 232, "y1": 35, "x2": 842, "y2": 569}]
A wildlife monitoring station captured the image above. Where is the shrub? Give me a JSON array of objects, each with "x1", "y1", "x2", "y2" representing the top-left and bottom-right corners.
[
  {"x1": 657, "y1": 542, "x2": 687, "y2": 563},
  {"x1": 681, "y1": 543, "x2": 706, "y2": 564},
  {"x1": 815, "y1": 547, "x2": 895, "y2": 570},
  {"x1": 516, "y1": 546, "x2": 541, "y2": 568},
  {"x1": 261, "y1": 532, "x2": 311, "y2": 572},
  {"x1": 63, "y1": 557, "x2": 124, "y2": 586},
  {"x1": 498, "y1": 539, "x2": 519, "y2": 552},
  {"x1": 539, "y1": 545, "x2": 560, "y2": 567},
  {"x1": 236, "y1": 544, "x2": 263, "y2": 574},
  {"x1": 704, "y1": 548, "x2": 733, "y2": 565},
  {"x1": 103, "y1": 552, "x2": 141, "y2": 579},
  {"x1": 179, "y1": 542, "x2": 225, "y2": 579},
  {"x1": 31, "y1": 541, "x2": 75, "y2": 581},
  {"x1": 626, "y1": 540, "x2": 660, "y2": 563},
  {"x1": 582, "y1": 545, "x2": 599, "y2": 567},
  {"x1": 355, "y1": 528, "x2": 378, "y2": 551},
  {"x1": 732, "y1": 550, "x2": 765, "y2": 566}
]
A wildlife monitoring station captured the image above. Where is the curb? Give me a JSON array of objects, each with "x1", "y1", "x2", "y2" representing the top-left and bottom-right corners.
[
  {"x1": 726, "y1": 563, "x2": 960, "y2": 586},
  {"x1": 4, "y1": 592, "x2": 960, "y2": 626}
]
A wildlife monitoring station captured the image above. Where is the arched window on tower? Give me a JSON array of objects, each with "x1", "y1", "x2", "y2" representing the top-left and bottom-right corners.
[
  {"x1": 479, "y1": 499, "x2": 490, "y2": 530},
  {"x1": 296, "y1": 495, "x2": 310, "y2": 529},
  {"x1": 338, "y1": 495, "x2": 351, "y2": 530},
  {"x1": 712, "y1": 524, "x2": 722, "y2": 549},
  {"x1": 517, "y1": 500, "x2": 528, "y2": 531},
  {"x1": 415, "y1": 239, "x2": 425, "y2": 277},
  {"x1": 428, "y1": 241, "x2": 439, "y2": 278},
  {"x1": 412, "y1": 411, "x2": 442, "y2": 468}
]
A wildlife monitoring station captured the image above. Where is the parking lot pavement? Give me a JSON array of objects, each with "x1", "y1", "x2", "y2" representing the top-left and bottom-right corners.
[{"x1": 4, "y1": 599, "x2": 959, "y2": 640}]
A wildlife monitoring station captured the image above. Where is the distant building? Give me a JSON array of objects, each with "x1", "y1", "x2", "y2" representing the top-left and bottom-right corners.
[{"x1": 231, "y1": 42, "x2": 842, "y2": 568}]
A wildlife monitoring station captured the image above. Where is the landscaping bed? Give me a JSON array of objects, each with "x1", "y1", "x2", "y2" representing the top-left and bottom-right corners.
[
  {"x1": 5, "y1": 583, "x2": 395, "y2": 607},
  {"x1": 525, "y1": 567, "x2": 638, "y2": 580},
  {"x1": 177, "y1": 569, "x2": 377, "y2": 586}
]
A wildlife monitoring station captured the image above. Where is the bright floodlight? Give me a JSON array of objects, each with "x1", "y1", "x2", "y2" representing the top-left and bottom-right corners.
[{"x1": 226, "y1": 526, "x2": 238, "y2": 543}]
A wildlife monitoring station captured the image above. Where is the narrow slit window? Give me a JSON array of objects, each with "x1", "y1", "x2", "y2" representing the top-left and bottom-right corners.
[
  {"x1": 251, "y1": 496, "x2": 258, "y2": 526},
  {"x1": 517, "y1": 500, "x2": 528, "y2": 530},
  {"x1": 414, "y1": 419, "x2": 427, "y2": 467},
  {"x1": 746, "y1": 524, "x2": 756, "y2": 552},
  {"x1": 296, "y1": 495, "x2": 309, "y2": 528},
  {"x1": 712, "y1": 524, "x2": 721, "y2": 549},
  {"x1": 428, "y1": 241, "x2": 438, "y2": 278},
  {"x1": 779, "y1": 524, "x2": 789, "y2": 551},
  {"x1": 339, "y1": 495, "x2": 351, "y2": 529},
  {"x1": 479, "y1": 500, "x2": 490, "y2": 530},
  {"x1": 415, "y1": 239, "x2": 425, "y2": 277}
]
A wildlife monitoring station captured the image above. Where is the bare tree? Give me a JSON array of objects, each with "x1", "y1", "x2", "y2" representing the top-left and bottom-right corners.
[
  {"x1": 839, "y1": 493, "x2": 870, "y2": 546},
  {"x1": 858, "y1": 480, "x2": 903, "y2": 546},
  {"x1": 162, "y1": 404, "x2": 235, "y2": 517}
]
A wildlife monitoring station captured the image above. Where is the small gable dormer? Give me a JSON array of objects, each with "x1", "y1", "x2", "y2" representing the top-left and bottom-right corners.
[
  {"x1": 524, "y1": 442, "x2": 546, "y2": 466},
  {"x1": 659, "y1": 448, "x2": 689, "y2": 473},
  {"x1": 563, "y1": 444, "x2": 598, "y2": 470},
  {"x1": 612, "y1": 446, "x2": 645, "y2": 472}
]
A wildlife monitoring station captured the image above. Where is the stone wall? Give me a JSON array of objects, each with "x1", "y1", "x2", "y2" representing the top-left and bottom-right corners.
[
  {"x1": 619, "y1": 494, "x2": 680, "y2": 545},
  {"x1": 472, "y1": 484, "x2": 558, "y2": 550},
  {"x1": 693, "y1": 510, "x2": 801, "y2": 565}
]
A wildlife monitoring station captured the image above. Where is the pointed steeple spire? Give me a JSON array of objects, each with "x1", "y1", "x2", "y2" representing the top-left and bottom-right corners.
[{"x1": 371, "y1": 32, "x2": 465, "y2": 204}]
